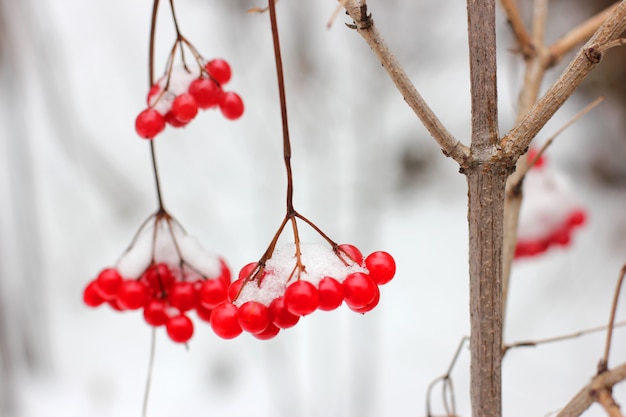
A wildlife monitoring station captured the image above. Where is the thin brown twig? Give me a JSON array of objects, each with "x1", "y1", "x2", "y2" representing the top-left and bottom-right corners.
[
  {"x1": 549, "y1": 2, "x2": 620, "y2": 66},
  {"x1": 599, "y1": 264, "x2": 626, "y2": 373},
  {"x1": 503, "y1": 320, "x2": 626, "y2": 354},
  {"x1": 596, "y1": 388, "x2": 624, "y2": 417},
  {"x1": 339, "y1": 0, "x2": 470, "y2": 167},
  {"x1": 426, "y1": 337, "x2": 468, "y2": 417},
  {"x1": 512, "y1": 96, "x2": 604, "y2": 190}
]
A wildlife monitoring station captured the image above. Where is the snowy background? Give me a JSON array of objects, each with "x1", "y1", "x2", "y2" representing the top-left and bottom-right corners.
[{"x1": 1, "y1": 0, "x2": 625, "y2": 416}]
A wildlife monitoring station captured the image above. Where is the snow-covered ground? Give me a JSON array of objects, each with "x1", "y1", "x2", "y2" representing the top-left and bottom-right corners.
[{"x1": 1, "y1": 0, "x2": 625, "y2": 416}]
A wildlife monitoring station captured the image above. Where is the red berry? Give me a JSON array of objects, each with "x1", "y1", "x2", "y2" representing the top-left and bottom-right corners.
[
  {"x1": 199, "y1": 279, "x2": 228, "y2": 309},
  {"x1": 238, "y1": 262, "x2": 258, "y2": 280},
  {"x1": 253, "y1": 323, "x2": 280, "y2": 340},
  {"x1": 143, "y1": 299, "x2": 170, "y2": 326},
  {"x1": 338, "y1": 244, "x2": 364, "y2": 265},
  {"x1": 317, "y1": 277, "x2": 344, "y2": 311},
  {"x1": 83, "y1": 280, "x2": 106, "y2": 307},
  {"x1": 219, "y1": 92, "x2": 244, "y2": 120},
  {"x1": 188, "y1": 78, "x2": 222, "y2": 109},
  {"x1": 342, "y1": 273, "x2": 377, "y2": 309},
  {"x1": 365, "y1": 251, "x2": 396, "y2": 285},
  {"x1": 117, "y1": 280, "x2": 149, "y2": 310},
  {"x1": 237, "y1": 301, "x2": 271, "y2": 334},
  {"x1": 217, "y1": 258, "x2": 232, "y2": 289},
  {"x1": 269, "y1": 296, "x2": 300, "y2": 329},
  {"x1": 228, "y1": 278, "x2": 245, "y2": 302},
  {"x1": 284, "y1": 280, "x2": 319, "y2": 316},
  {"x1": 166, "y1": 314, "x2": 194, "y2": 343},
  {"x1": 143, "y1": 263, "x2": 175, "y2": 294},
  {"x1": 205, "y1": 59, "x2": 232, "y2": 85},
  {"x1": 170, "y1": 93, "x2": 198, "y2": 123},
  {"x1": 164, "y1": 110, "x2": 189, "y2": 128},
  {"x1": 210, "y1": 302, "x2": 242, "y2": 339},
  {"x1": 168, "y1": 281, "x2": 197, "y2": 312},
  {"x1": 107, "y1": 298, "x2": 126, "y2": 311},
  {"x1": 195, "y1": 303, "x2": 213, "y2": 322},
  {"x1": 147, "y1": 84, "x2": 161, "y2": 105},
  {"x1": 135, "y1": 108, "x2": 165, "y2": 139},
  {"x1": 350, "y1": 285, "x2": 380, "y2": 314},
  {"x1": 95, "y1": 268, "x2": 123, "y2": 300},
  {"x1": 568, "y1": 209, "x2": 587, "y2": 227}
]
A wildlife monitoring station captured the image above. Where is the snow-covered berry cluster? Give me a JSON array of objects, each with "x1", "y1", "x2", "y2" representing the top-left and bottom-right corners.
[
  {"x1": 135, "y1": 59, "x2": 244, "y2": 139},
  {"x1": 209, "y1": 243, "x2": 396, "y2": 340},
  {"x1": 82, "y1": 214, "x2": 232, "y2": 344},
  {"x1": 515, "y1": 149, "x2": 587, "y2": 259}
]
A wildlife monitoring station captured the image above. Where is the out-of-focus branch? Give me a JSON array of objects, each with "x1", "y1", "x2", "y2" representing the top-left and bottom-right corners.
[
  {"x1": 339, "y1": 0, "x2": 470, "y2": 167},
  {"x1": 500, "y1": 0, "x2": 626, "y2": 158},
  {"x1": 498, "y1": 0, "x2": 535, "y2": 58},
  {"x1": 599, "y1": 264, "x2": 626, "y2": 373},
  {"x1": 549, "y1": 2, "x2": 620, "y2": 66}
]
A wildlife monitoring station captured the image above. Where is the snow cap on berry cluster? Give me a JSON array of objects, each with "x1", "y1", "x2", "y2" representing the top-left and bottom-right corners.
[
  {"x1": 116, "y1": 220, "x2": 222, "y2": 279},
  {"x1": 234, "y1": 242, "x2": 367, "y2": 307},
  {"x1": 149, "y1": 65, "x2": 201, "y2": 116}
]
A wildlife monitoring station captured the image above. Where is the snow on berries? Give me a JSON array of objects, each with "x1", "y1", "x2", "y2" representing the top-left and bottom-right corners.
[
  {"x1": 515, "y1": 149, "x2": 587, "y2": 259},
  {"x1": 82, "y1": 211, "x2": 232, "y2": 344},
  {"x1": 208, "y1": 242, "x2": 396, "y2": 340},
  {"x1": 135, "y1": 60, "x2": 244, "y2": 139}
]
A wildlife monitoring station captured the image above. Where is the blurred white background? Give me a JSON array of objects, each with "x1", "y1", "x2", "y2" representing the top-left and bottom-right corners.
[{"x1": 1, "y1": 0, "x2": 625, "y2": 416}]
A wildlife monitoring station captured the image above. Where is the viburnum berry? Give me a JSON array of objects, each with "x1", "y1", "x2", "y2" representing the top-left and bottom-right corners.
[
  {"x1": 143, "y1": 263, "x2": 175, "y2": 294},
  {"x1": 338, "y1": 244, "x2": 364, "y2": 265},
  {"x1": 166, "y1": 314, "x2": 194, "y2": 343},
  {"x1": 219, "y1": 92, "x2": 244, "y2": 120},
  {"x1": 210, "y1": 302, "x2": 242, "y2": 339},
  {"x1": 107, "y1": 298, "x2": 125, "y2": 311},
  {"x1": 188, "y1": 78, "x2": 222, "y2": 109},
  {"x1": 365, "y1": 251, "x2": 396, "y2": 285},
  {"x1": 164, "y1": 111, "x2": 189, "y2": 128},
  {"x1": 269, "y1": 296, "x2": 300, "y2": 329},
  {"x1": 168, "y1": 281, "x2": 197, "y2": 312},
  {"x1": 228, "y1": 278, "x2": 245, "y2": 302},
  {"x1": 217, "y1": 258, "x2": 232, "y2": 289},
  {"x1": 170, "y1": 93, "x2": 198, "y2": 124},
  {"x1": 95, "y1": 268, "x2": 123, "y2": 299},
  {"x1": 342, "y1": 272, "x2": 377, "y2": 309},
  {"x1": 568, "y1": 209, "x2": 586, "y2": 227},
  {"x1": 205, "y1": 59, "x2": 232, "y2": 85},
  {"x1": 237, "y1": 301, "x2": 271, "y2": 334},
  {"x1": 146, "y1": 84, "x2": 161, "y2": 105},
  {"x1": 238, "y1": 262, "x2": 258, "y2": 280},
  {"x1": 116, "y1": 280, "x2": 149, "y2": 310},
  {"x1": 83, "y1": 280, "x2": 106, "y2": 307},
  {"x1": 143, "y1": 299, "x2": 170, "y2": 327},
  {"x1": 253, "y1": 323, "x2": 280, "y2": 340},
  {"x1": 317, "y1": 277, "x2": 344, "y2": 311},
  {"x1": 199, "y1": 279, "x2": 228, "y2": 309},
  {"x1": 284, "y1": 280, "x2": 319, "y2": 316},
  {"x1": 195, "y1": 303, "x2": 213, "y2": 322},
  {"x1": 135, "y1": 108, "x2": 165, "y2": 139},
  {"x1": 349, "y1": 285, "x2": 380, "y2": 314}
]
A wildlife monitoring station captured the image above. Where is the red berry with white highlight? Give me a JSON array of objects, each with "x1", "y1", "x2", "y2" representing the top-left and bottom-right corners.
[
  {"x1": 168, "y1": 281, "x2": 197, "y2": 312},
  {"x1": 210, "y1": 302, "x2": 242, "y2": 339},
  {"x1": 205, "y1": 59, "x2": 232, "y2": 85},
  {"x1": 166, "y1": 314, "x2": 194, "y2": 343},
  {"x1": 219, "y1": 92, "x2": 244, "y2": 120},
  {"x1": 269, "y1": 296, "x2": 300, "y2": 329},
  {"x1": 135, "y1": 108, "x2": 165, "y2": 139},
  {"x1": 237, "y1": 301, "x2": 271, "y2": 334},
  {"x1": 199, "y1": 279, "x2": 228, "y2": 309},
  {"x1": 188, "y1": 78, "x2": 222, "y2": 109},
  {"x1": 365, "y1": 251, "x2": 396, "y2": 285},
  {"x1": 253, "y1": 323, "x2": 280, "y2": 340},
  {"x1": 143, "y1": 299, "x2": 170, "y2": 326},
  {"x1": 83, "y1": 280, "x2": 106, "y2": 307},
  {"x1": 343, "y1": 272, "x2": 377, "y2": 309},
  {"x1": 171, "y1": 93, "x2": 198, "y2": 123},
  {"x1": 95, "y1": 268, "x2": 123, "y2": 299},
  {"x1": 284, "y1": 280, "x2": 319, "y2": 316},
  {"x1": 117, "y1": 280, "x2": 149, "y2": 310},
  {"x1": 318, "y1": 277, "x2": 344, "y2": 311}
]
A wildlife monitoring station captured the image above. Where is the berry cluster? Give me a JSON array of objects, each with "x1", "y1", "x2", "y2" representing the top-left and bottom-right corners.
[
  {"x1": 208, "y1": 243, "x2": 396, "y2": 340},
  {"x1": 83, "y1": 261, "x2": 231, "y2": 344},
  {"x1": 515, "y1": 148, "x2": 587, "y2": 259},
  {"x1": 135, "y1": 59, "x2": 244, "y2": 139}
]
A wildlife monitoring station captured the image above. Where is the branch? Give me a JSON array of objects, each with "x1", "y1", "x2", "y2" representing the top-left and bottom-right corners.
[
  {"x1": 339, "y1": 0, "x2": 470, "y2": 167},
  {"x1": 467, "y1": 0, "x2": 499, "y2": 153},
  {"x1": 556, "y1": 362, "x2": 626, "y2": 417},
  {"x1": 600, "y1": 264, "x2": 626, "y2": 373},
  {"x1": 498, "y1": 0, "x2": 535, "y2": 58},
  {"x1": 500, "y1": 0, "x2": 626, "y2": 159},
  {"x1": 549, "y1": 2, "x2": 621, "y2": 66}
]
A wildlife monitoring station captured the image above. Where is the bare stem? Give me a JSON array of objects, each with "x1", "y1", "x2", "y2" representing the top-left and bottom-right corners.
[
  {"x1": 498, "y1": 0, "x2": 535, "y2": 58},
  {"x1": 599, "y1": 264, "x2": 626, "y2": 373},
  {"x1": 142, "y1": 328, "x2": 157, "y2": 417}
]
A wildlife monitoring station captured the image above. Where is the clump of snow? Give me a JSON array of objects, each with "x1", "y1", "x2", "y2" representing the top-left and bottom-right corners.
[
  {"x1": 234, "y1": 242, "x2": 367, "y2": 306},
  {"x1": 518, "y1": 164, "x2": 582, "y2": 241},
  {"x1": 115, "y1": 217, "x2": 222, "y2": 279},
  {"x1": 149, "y1": 65, "x2": 201, "y2": 115}
]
